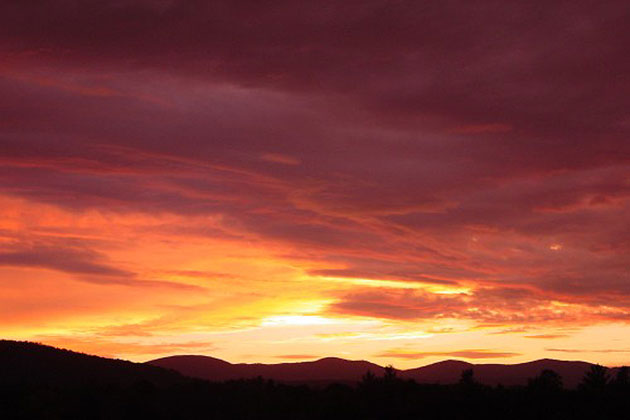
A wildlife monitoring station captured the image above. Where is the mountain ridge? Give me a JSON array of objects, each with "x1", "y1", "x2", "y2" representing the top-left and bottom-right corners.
[
  {"x1": 4, "y1": 340, "x2": 629, "y2": 419},
  {"x1": 147, "y1": 353, "x2": 615, "y2": 388},
  {"x1": 0, "y1": 340, "x2": 620, "y2": 389},
  {"x1": 146, "y1": 354, "x2": 385, "y2": 383},
  {"x1": 0, "y1": 339, "x2": 184, "y2": 387}
]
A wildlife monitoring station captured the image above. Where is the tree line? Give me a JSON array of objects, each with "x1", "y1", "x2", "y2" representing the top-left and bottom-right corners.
[{"x1": 2, "y1": 363, "x2": 630, "y2": 419}]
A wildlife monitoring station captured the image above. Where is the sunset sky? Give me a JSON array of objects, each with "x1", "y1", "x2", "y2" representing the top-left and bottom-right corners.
[{"x1": 1, "y1": 1, "x2": 630, "y2": 368}]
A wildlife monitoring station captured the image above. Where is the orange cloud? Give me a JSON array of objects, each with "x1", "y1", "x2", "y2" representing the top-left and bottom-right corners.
[
  {"x1": 376, "y1": 349, "x2": 520, "y2": 360},
  {"x1": 524, "y1": 334, "x2": 569, "y2": 340},
  {"x1": 274, "y1": 354, "x2": 319, "y2": 360}
]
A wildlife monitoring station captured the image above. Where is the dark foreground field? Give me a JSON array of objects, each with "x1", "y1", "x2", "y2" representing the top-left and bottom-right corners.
[{"x1": 2, "y1": 341, "x2": 629, "y2": 419}]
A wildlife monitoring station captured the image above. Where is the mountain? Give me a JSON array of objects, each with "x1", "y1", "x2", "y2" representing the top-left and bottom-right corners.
[
  {"x1": 399, "y1": 359, "x2": 473, "y2": 384},
  {"x1": 149, "y1": 354, "x2": 602, "y2": 388},
  {"x1": 5, "y1": 340, "x2": 630, "y2": 420},
  {"x1": 401, "y1": 358, "x2": 595, "y2": 388},
  {"x1": 0, "y1": 340, "x2": 183, "y2": 387},
  {"x1": 148, "y1": 355, "x2": 384, "y2": 384},
  {"x1": 0, "y1": 340, "x2": 609, "y2": 389}
]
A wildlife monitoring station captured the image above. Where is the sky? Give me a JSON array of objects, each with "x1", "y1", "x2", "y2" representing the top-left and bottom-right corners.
[{"x1": 1, "y1": 0, "x2": 630, "y2": 368}]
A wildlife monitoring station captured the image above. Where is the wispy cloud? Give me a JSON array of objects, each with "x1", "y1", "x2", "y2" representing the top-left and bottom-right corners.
[{"x1": 376, "y1": 349, "x2": 520, "y2": 360}]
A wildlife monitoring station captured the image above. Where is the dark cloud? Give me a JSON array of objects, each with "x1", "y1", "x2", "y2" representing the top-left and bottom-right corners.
[
  {"x1": 0, "y1": 239, "x2": 202, "y2": 290},
  {"x1": 1, "y1": 1, "x2": 628, "y2": 150},
  {"x1": 0, "y1": 245, "x2": 132, "y2": 277}
]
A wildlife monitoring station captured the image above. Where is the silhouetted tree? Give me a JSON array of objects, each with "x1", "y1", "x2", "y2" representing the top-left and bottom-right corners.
[
  {"x1": 360, "y1": 370, "x2": 376, "y2": 387},
  {"x1": 612, "y1": 366, "x2": 629, "y2": 389},
  {"x1": 580, "y1": 364, "x2": 609, "y2": 391},
  {"x1": 459, "y1": 368, "x2": 476, "y2": 387},
  {"x1": 528, "y1": 369, "x2": 563, "y2": 392},
  {"x1": 383, "y1": 364, "x2": 397, "y2": 382}
]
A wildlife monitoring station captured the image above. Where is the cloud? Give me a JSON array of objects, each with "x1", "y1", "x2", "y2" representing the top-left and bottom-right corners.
[
  {"x1": 448, "y1": 123, "x2": 512, "y2": 134},
  {"x1": 376, "y1": 349, "x2": 520, "y2": 360},
  {"x1": 0, "y1": 244, "x2": 132, "y2": 277},
  {"x1": 1, "y1": 2, "x2": 627, "y2": 153},
  {"x1": 274, "y1": 354, "x2": 319, "y2": 360},
  {"x1": 327, "y1": 287, "x2": 630, "y2": 325},
  {"x1": 260, "y1": 153, "x2": 301, "y2": 166},
  {"x1": 308, "y1": 268, "x2": 456, "y2": 285},
  {"x1": 165, "y1": 270, "x2": 237, "y2": 279},
  {"x1": 524, "y1": 334, "x2": 569, "y2": 340},
  {"x1": 35, "y1": 335, "x2": 216, "y2": 359},
  {"x1": 328, "y1": 288, "x2": 530, "y2": 322},
  {"x1": 546, "y1": 348, "x2": 630, "y2": 354},
  {"x1": 0, "y1": 240, "x2": 202, "y2": 290}
]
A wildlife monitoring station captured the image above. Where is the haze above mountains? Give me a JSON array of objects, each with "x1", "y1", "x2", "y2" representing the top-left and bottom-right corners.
[{"x1": 1, "y1": 340, "x2": 616, "y2": 389}]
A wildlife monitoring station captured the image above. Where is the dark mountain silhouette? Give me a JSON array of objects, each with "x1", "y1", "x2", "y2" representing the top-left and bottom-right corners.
[
  {"x1": 0, "y1": 340, "x2": 614, "y2": 390},
  {"x1": 399, "y1": 359, "x2": 473, "y2": 384},
  {"x1": 401, "y1": 358, "x2": 594, "y2": 388},
  {"x1": 0, "y1": 340, "x2": 183, "y2": 388},
  {"x1": 148, "y1": 355, "x2": 385, "y2": 384},
  {"x1": 3, "y1": 340, "x2": 630, "y2": 419},
  {"x1": 148, "y1": 353, "x2": 598, "y2": 388}
]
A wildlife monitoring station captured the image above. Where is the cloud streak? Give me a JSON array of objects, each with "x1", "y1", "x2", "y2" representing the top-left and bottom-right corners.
[{"x1": 376, "y1": 349, "x2": 520, "y2": 360}]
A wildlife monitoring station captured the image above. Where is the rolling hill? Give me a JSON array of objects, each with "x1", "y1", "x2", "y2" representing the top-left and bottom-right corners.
[
  {"x1": 0, "y1": 340, "x2": 614, "y2": 389},
  {"x1": 0, "y1": 340, "x2": 183, "y2": 387},
  {"x1": 147, "y1": 353, "x2": 602, "y2": 388},
  {"x1": 401, "y1": 358, "x2": 594, "y2": 388},
  {"x1": 147, "y1": 355, "x2": 385, "y2": 384}
]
